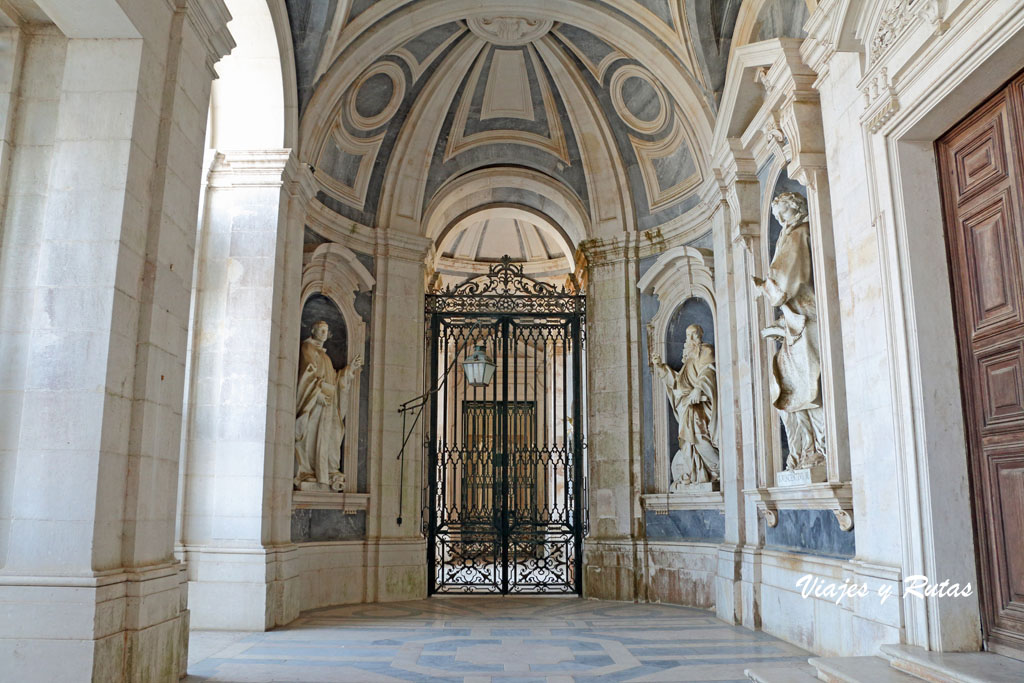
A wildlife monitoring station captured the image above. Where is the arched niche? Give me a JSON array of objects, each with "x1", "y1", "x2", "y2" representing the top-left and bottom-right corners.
[
  {"x1": 300, "y1": 243, "x2": 376, "y2": 488},
  {"x1": 637, "y1": 246, "x2": 717, "y2": 494}
]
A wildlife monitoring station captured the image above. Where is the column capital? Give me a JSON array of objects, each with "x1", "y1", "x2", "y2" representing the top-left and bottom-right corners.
[
  {"x1": 208, "y1": 149, "x2": 292, "y2": 189},
  {"x1": 184, "y1": 0, "x2": 235, "y2": 79}
]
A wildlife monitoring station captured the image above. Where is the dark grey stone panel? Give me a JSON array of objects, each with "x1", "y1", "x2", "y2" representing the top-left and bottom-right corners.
[
  {"x1": 645, "y1": 509, "x2": 725, "y2": 542},
  {"x1": 639, "y1": 255, "x2": 659, "y2": 494},
  {"x1": 765, "y1": 509, "x2": 855, "y2": 558},
  {"x1": 292, "y1": 509, "x2": 367, "y2": 542},
  {"x1": 285, "y1": 0, "x2": 338, "y2": 116},
  {"x1": 755, "y1": 0, "x2": 809, "y2": 41},
  {"x1": 684, "y1": 0, "x2": 740, "y2": 103},
  {"x1": 635, "y1": 0, "x2": 675, "y2": 28}
]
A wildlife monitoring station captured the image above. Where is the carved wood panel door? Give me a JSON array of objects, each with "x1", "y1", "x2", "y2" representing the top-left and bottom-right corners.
[{"x1": 938, "y1": 71, "x2": 1024, "y2": 652}]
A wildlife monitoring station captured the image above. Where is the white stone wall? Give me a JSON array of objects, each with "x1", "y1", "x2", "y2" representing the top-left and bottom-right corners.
[{"x1": 0, "y1": 0, "x2": 232, "y2": 679}]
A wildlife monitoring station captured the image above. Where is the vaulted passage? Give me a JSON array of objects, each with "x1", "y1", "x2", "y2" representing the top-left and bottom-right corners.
[{"x1": 7, "y1": 1, "x2": 1024, "y2": 681}]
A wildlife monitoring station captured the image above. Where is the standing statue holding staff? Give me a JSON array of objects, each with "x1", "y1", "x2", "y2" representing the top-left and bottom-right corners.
[
  {"x1": 294, "y1": 320, "x2": 363, "y2": 491},
  {"x1": 651, "y1": 324, "x2": 720, "y2": 490}
]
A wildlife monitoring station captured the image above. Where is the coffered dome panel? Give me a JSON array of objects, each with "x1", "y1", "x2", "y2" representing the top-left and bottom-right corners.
[{"x1": 293, "y1": 2, "x2": 719, "y2": 237}]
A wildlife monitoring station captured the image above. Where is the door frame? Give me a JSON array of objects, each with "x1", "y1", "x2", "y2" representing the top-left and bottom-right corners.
[
  {"x1": 868, "y1": 10, "x2": 1024, "y2": 652},
  {"x1": 424, "y1": 258, "x2": 586, "y2": 595}
]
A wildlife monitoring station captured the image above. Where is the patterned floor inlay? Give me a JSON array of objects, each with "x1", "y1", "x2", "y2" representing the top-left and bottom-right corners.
[{"x1": 186, "y1": 597, "x2": 810, "y2": 682}]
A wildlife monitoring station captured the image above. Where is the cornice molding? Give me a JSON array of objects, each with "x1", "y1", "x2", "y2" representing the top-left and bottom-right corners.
[{"x1": 184, "y1": 0, "x2": 235, "y2": 79}]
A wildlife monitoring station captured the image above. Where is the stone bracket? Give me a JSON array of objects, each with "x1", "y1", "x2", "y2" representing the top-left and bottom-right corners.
[{"x1": 743, "y1": 482, "x2": 854, "y2": 531}]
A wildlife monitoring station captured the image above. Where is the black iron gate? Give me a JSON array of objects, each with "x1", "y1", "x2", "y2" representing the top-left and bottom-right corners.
[{"x1": 425, "y1": 258, "x2": 585, "y2": 594}]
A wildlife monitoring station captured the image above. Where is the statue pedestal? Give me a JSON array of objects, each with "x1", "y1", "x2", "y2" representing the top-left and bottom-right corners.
[
  {"x1": 670, "y1": 481, "x2": 720, "y2": 494},
  {"x1": 297, "y1": 481, "x2": 331, "y2": 492},
  {"x1": 776, "y1": 465, "x2": 826, "y2": 487}
]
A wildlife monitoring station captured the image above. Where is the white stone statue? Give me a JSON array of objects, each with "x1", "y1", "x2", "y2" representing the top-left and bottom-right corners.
[
  {"x1": 753, "y1": 191, "x2": 826, "y2": 471},
  {"x1": 294, "y1": 320, "x2": 363, "y2": 492},
  {"x1": 651, "y1": 324, "x2": 720, "y2": 491}
]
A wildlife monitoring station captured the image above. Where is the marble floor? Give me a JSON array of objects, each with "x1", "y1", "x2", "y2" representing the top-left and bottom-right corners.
[{"x1": 185, "y1": 597, "x2": 813, "y2": 682}]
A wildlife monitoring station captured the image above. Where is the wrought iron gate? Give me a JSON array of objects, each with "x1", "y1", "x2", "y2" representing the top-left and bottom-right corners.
[{"x1": 425, "y1": 258, "x2": 585, "y2": 594}]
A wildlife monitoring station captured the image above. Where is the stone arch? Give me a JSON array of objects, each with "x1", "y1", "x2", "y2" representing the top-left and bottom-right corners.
[
  {"x1": 422, "y1": 167, "x2": 591, "y2": 250},
  {"x1": 209, "y1": 0, "x2": 297, "y2": 150}
]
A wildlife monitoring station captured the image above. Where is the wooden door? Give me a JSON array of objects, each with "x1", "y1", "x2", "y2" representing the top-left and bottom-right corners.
[{"x1": 938, "y1": 71, "x2": 1024, "y2": 652}]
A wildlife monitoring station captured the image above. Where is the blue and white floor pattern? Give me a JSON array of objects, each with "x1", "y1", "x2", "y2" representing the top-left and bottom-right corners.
[{"x1": 186, "y1": 597, "x2": 812, "y2": 682}]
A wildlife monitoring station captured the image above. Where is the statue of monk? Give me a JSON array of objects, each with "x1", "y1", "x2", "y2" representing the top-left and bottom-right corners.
[
  {"x1": 294, "y1": 320, "x2": 363, "y2": 491},
  {"x1": 753, "y1": 191, "x2": 826, "y2": 470},
  {"x1": 651, "y1": 324, "x2": 720, "y2": 490}
]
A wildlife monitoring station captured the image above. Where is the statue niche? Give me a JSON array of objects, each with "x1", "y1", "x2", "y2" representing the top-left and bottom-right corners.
[
  {"x1": 651, "y1": 323, "x2": 720, "y2": 491},
  {"x1": 294, "y1": 318, "x2": 363, "y2": 492},
  {"x1": 753, "y1": 191, "x2": 826, "y2": 471}
]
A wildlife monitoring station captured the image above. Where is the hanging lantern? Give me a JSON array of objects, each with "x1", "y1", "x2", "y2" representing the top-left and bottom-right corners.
[{"x1": 462, "y1": 343, "x2": 496, "y2": 387}]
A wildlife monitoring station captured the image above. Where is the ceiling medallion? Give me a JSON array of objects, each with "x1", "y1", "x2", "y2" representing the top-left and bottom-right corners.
[{"x1": 466, "y1": 16, "x2": 554, "y2": 46}]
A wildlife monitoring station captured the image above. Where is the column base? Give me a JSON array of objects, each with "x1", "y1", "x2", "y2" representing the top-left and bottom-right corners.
[
  {"x1": 583, "y1": 539, "x2": 639, "y2": 601},
  {"x1": 0, "y1": 563, "x2": 188, "y2": 682},
  {"x1": 182, "y1": 544, "x2": 300, "y2": 630}
]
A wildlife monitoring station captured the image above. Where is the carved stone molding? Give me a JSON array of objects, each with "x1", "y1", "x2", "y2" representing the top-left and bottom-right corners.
[
  {"x1": 640, "y1": 492, "x2": 725, "y2": 514},
  {"x1": 861, "y1": 68, "x2": 900, "y2": 134},
  {"x1": 744, "y1": 482, "x2": 854, "y2": 532},
  {"x1": 292, "y1": 491, "x2": 369, "y2": 514},
  {"x1": 467, "y1": 16, "x2": 553, "y2": 46},
  {"x1": 871, "y1": 0, "x2": 947, "y2": 61}
]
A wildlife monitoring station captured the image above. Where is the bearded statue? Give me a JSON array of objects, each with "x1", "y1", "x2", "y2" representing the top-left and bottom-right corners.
[
  {"x1": 651, "y1": 324, "x2": 720, "y2": 490},
  {"x1": 753, "y1": 191, "x2": 826, "y2": 470},
  {"x1": 294, "y1": 320, "x2": 363, "y2": 492}
]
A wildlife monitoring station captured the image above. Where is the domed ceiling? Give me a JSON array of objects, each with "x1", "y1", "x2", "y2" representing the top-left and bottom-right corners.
[{"x1": 285, "y1": 0, "x2": 809, "y2": 238}]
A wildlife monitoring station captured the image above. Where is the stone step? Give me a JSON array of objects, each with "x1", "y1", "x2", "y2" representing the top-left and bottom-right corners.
[
  {"x1": 880, "y1": 643, "x2": 1024, "y2": 683},
  {"x1": 744, "y1": 661, "x2": 820, "y2": 683},
  {"x1": 809, "y1": 656, "x2": 919, "y2": 683}
]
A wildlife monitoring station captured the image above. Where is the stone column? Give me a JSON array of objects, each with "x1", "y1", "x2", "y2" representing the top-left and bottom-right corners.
[
  {"x1": 582, "y1": 244, "x2": 642, "y2": 601},
  {"x1": 365, "y1": 229, "x2": 431, "y2": 602},
  {"x1": 710, "y1": 196, "x2": 743, "y2": 624},
  {"x1": 0, "y1": 1, "x2": 232, "y2": 679},
  {"x1": 180, "y1": 149, "x2": 301, "y2": 630}
]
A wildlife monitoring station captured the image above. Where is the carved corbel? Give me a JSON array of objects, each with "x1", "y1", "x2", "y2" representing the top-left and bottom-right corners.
[
  {"x1": 763, "y1": 507, "x2": 779, "y2": 528},
  {"x1": 778, "y1": 93, "x2": 827, "y2": 191},
  {"x1": 762, "y1": 114, "x2": 790, "y2": 164},
  {"x1": 916, "y1": 0, "x2": 947, "y2": 36},
  {"x1": 832, "y1": 508, "x2": 854, "y2": 531}
]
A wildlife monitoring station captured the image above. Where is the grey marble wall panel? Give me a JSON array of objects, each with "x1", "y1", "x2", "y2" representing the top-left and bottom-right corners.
[
  {"x1": 645, "y1": 509, "x2": 725, "y2": 542},
  {"x1": 291, "y1": 509, "x2": 367, "y2": 542},
  {"x1": 765, "y1": 509, "x2": 855, "y2": 558},
  {"x1": 639, "y1": 255, "x2": 659, "y2": 494}
]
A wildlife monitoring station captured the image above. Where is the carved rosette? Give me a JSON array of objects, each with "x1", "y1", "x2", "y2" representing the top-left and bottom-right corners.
[{"x1": 467, "y1": 16, "x2": 553, "y2": 46}]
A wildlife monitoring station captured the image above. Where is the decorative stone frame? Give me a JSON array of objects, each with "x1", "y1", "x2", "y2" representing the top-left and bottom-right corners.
[
  {"x1": 713, "y1": 38, "x2": 852, "y2": 530},
  {"x1": 797, "y1": 0, "x2": 1023, "y2": 652},
  {"x1": 637, "y1": 246, "x2": 724, "y2": 512},
  {"x1": 299, "y1": 243, "x2": 376, "y2": 495}
]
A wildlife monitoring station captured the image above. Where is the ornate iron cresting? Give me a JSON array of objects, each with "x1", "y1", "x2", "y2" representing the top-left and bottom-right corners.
[
  {"x1": 425, "y1": 256, "x2": 586, "y2": 595},
  {"x1": 425, "y1": 256, "x2": 585, "y2": 315}
]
